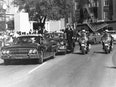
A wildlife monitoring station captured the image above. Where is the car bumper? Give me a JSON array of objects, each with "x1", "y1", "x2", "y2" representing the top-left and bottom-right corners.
[
  {"x1": 57, "y1": 49, "x2": 66, "y2": 53},
  {"x1": 1, "y1": 54, "x2": 40, "y2": 59}
]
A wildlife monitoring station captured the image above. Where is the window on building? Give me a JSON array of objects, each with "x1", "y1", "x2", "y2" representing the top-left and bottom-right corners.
[{"x1": 104, "y1": 0, "x2": 109, "y2": 6}]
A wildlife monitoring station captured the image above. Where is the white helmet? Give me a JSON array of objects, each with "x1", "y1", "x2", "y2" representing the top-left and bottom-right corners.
[
  {"x1": 82, "y1": 29, "x2": 86, "y2": 33},
  {"x1": 105, "y1": 29, "x2": 109, "y2": 32}
]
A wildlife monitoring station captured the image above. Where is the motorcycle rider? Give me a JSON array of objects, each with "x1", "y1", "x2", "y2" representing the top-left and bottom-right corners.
[
  {"x1": 101, "y1": 29, "x2": 113, "y2": 50},
  {"x1": 78, "y1": 29, "x2": 90, "y2": 51}
]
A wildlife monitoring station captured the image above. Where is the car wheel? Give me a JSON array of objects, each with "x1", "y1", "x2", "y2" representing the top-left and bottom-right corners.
[{"x1": 39, "y1": 51, "x2": 44, "y2": 64}]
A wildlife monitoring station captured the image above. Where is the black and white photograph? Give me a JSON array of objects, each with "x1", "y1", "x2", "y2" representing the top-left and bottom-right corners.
[{"x1": 0, "y1": 0, "x2": 116, "y2": 87}]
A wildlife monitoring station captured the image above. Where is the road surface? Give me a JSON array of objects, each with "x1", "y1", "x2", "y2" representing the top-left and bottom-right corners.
[{"x1": 0, "y1": 44, "x2": 116, "y2": 87}]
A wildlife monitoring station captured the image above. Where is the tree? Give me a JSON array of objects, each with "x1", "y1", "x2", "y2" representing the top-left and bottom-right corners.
[{"x1": 12, "y1": 0, "x2": 74, "y2": 21}]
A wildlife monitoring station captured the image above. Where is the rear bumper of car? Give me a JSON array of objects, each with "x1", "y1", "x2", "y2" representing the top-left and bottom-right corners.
[{"x1": 57, "y1": 49, "x2": 66, "y2": 53}]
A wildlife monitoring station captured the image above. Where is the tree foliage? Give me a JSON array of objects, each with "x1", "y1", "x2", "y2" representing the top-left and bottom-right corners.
[{"x1": 12, "y1": 0, "x2": 74, "y2": 21}]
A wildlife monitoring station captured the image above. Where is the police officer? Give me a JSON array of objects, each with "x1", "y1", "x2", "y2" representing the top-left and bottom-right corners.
[
  {"x1": 78, "y1": 29, "x2": 90, "y2": 50},
  {"x1": 101, "y1": 29, "x2": 113, "y2": 50},
  {"x1": 65, "y1": 24, "x2": 74, "y2": 52}
]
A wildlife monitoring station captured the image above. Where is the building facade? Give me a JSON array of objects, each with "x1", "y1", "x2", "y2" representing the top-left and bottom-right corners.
[
  {"x1": 87, "y1": 0, "x2": 114, "y2": 21},
  {"x1": 112, "y1": 0, "x2": 116, "y2": 20},
  {"x1": 87, "y1": 0, "x2": 116, "y2": 29}
]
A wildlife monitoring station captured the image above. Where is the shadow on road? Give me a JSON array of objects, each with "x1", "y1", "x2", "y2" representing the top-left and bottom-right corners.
[
  {"x1": 94, "y1": 51, "x2": 106, "y2": 54},
  {"x1": 56, "y1": 52, "x2": 66, "y2": 55},
  {"x1": 0, "y1": 56, "x2": 56, "y2": 65},
  {"x1": 0, "y1": 59, "x2": 44, "y2": 65},
  {"x1": 106, "y1": 66, "x2": 116, "y2": 69},
  {"x1": 73, "y1": 52, "x2": 84, "y2": 55},
  {"x1": 3, "y1": 59, "x2": 40, "y2": 65}
]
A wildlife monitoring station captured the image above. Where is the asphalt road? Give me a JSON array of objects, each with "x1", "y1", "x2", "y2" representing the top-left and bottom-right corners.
[{"x1": 0, "y1": 44, "x2": 116, "y2": 87}]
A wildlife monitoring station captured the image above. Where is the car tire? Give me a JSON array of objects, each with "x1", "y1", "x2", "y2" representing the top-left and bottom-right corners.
[{"x1": 39, "y1": 51, "x2": 44, "y2": 64}]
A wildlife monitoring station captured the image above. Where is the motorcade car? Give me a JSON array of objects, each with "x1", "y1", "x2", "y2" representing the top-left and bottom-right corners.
[
  {"x1": 1, "y1": 33, "x2": 57, "y2": 64},
  {"x1": 51, "y1": 32, "x2": 67, "y2": 54}
]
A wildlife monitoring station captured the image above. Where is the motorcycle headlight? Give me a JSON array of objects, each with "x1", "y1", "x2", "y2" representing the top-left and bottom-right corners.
[
  {"x1": 2, "y1": 50, "x2": 10, "y2": 54},
  {"x1": 29, "y1": 49, "x2": 38, "y2": 54}
]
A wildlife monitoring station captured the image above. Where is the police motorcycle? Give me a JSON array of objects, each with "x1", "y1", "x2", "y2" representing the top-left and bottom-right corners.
[
  {"x1": 102, "y1": 30, "x2": 113, "y2": 54},
  {"x1": 102, "y1": 37, "x2": 113, "y2": 54},
  {"x1": 79, "y1": 37, "x2": 90, "y2": 54},
  {"x1": 78, "y1": 30, "x2": 91, "y2": 54}
]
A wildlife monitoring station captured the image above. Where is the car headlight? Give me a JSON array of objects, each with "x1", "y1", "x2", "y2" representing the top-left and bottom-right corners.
[
  {"x1": 2, "y1": 50, "x2": 10, "y2": 54},
  {"x1": 29, "y1": 49, "x2": 38, "y2": 54}
]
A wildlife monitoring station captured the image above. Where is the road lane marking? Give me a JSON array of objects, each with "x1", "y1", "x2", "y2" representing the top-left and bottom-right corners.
[{"x1": 28, "y1": 62, "x2": 47, "y2": 74}]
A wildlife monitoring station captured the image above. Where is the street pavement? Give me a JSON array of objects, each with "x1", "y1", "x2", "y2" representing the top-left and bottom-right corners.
[{"x1": 0, "y1": 44, "x2": 116, "y2": 87}]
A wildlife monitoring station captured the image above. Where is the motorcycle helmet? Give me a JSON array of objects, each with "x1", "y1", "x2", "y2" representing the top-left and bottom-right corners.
[
  {"x1": 105, "y1": 29, "x2": 108, "y2": 32},
  {"x1": 82, "y1": 29, "x2": 86, "y2": 32}
]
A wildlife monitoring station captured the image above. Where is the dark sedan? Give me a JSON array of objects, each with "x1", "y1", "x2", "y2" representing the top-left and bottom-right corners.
[{"x1": 1, "y1": 34, "x2": 57, "y2": 64}]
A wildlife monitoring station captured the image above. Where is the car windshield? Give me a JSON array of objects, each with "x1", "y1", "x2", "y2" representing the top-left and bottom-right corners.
[{"x1": 15, "y1": 36, "x2": 41, "y2": 44}]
